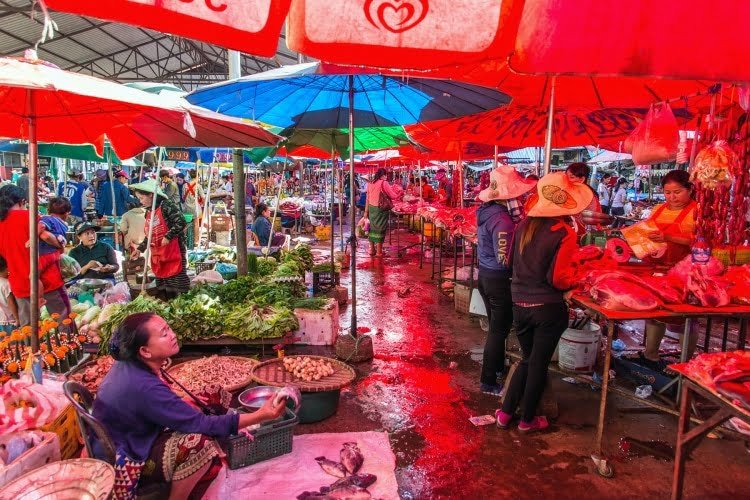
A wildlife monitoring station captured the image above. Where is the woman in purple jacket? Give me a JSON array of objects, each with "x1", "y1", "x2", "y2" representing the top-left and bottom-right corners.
[
  {"x1": 474, "y1": 166, "x2": 537, "y2": 395},
  {"x1": 94, "y1": 313, "x2": 286, "y2": 499}
]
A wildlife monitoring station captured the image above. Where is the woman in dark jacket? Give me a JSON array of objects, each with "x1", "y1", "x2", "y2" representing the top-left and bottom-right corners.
[
  {"x1": 496, "y1": 172, "x2": 592, "y2": 433},
  {"x1": 129, "y1": 180, "x2": 190, "y2": 299},
  {"x1": 251, "y1": 203, "x2": 286, "y2": 247},
  {"x1": 475, "y1": 166, "x2": 537, "y2": 395}
]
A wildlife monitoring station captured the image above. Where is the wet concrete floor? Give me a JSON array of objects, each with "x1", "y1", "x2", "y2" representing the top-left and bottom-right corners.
[{"x1": 287, "y1": 235, "x2": 749, "y2": 499}]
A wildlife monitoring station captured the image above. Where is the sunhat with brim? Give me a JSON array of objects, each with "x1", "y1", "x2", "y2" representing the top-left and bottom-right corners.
[
  {"x1": 75, "y1": 222, "x2": 101, "y2": 236},
  {"x1": 477, "y1": 165, "x2": 537, "y2": 202},
  {"x1": 129, "y1": 179, "x2": 166, "y2": 198},
  {"x1": 526, "y1": 172, "x2": 594, "y2": 217}
]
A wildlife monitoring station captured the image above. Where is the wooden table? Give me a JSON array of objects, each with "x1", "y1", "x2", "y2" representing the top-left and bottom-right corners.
[{"x1": 670, "y1": 375, "x2": 750, "y2": 500}]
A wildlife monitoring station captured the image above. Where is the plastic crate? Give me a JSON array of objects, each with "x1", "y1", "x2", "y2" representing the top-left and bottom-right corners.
[
  {"x1": 220, "y1": 408, "x2": 298, "y2": 469},
  {"x1": 454, "y1": 284, "x2": 471, "y2": 314},
  {"x1": 312, "y1": 271, "x2": 340, "y2": 294},
  {"x1": 712, "y1": 246, "x2": 750, "y2": 266},
  {"x1": 41, "y1": 404, "x2": 81, "y2": 460},
  {"x1": 195, "y1": 262, "x2": 216, "y2": 275}
]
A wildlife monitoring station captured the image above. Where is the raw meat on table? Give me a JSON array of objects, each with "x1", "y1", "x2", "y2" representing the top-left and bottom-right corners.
[
  {"x1": 687, "y1": 266, "x2": 730, "y2": 307},
  {"x1": 589, "y1": 277, "x2": 661, "y2": 311}
]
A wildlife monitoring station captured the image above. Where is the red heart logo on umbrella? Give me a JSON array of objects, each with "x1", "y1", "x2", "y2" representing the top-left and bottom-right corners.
[{"x1": 365, "y1": 0, "x2": 429, "y2": 34}]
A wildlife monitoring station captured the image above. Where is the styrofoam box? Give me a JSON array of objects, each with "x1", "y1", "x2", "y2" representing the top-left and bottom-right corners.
[{"x1": 294, "y1": 299, "x2": 339, "y2": 346}]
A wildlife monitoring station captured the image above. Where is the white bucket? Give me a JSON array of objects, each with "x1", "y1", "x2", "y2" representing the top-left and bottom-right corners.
[{"x1": 557, "y1": 323, "x2": 601, "y2": 373}]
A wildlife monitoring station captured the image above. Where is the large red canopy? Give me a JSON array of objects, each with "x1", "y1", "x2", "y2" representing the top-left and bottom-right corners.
[
  {"x1": 46, "y1": 0, "x2": 290, "y2": 57},
  {"x1": 512, "y1": 0, "x2": 750, "y2": 82}
]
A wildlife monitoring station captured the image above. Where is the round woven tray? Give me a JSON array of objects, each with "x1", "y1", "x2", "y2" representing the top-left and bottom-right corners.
[
  {"x1": 250, "y1": 355, "x2": 356, "y2": 393},
  {"x1": 168, "y1": 355, "x2": 258, "y2": 392}
]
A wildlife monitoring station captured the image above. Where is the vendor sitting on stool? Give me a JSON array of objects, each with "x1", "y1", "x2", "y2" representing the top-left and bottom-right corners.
[
  {"x1": 69, "y1": 222, "x2": 119, "y2": 281},
  {"x1": 640, "y1": 170, "x2": 698, "y2": 369},
  {"x1": 94, "y1": 313, "x2": 286, "y2": 499},
  {"x1": 252, "y1": 203, "x2": 286, "y2": 247}
]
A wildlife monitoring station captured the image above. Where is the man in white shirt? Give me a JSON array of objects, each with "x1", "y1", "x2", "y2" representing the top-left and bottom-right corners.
[{"x1": 597, "y1": 173, "x2": 612, "y2": 214}]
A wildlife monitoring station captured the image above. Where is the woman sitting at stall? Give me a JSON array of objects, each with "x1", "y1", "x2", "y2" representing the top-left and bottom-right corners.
[
  {"x1": 475, "y1": 166, "x2": 537, "y2": 396},
  {"x1": 251, "y1": 203, "x2": 286, "y2": 247},
  {"x1": 69, "y1": 222, "x2": 119, "y2": 282},
  {"x1": 495, "y1": 172, "x2": 592, "y2": 433},
  {"x1": 366, "y1": 168, "x2": 403, "y2": 257},
  {"x1": 640, "y1": 169, "x2": 699, "y2": 368},
  {"x1": 129, "y1": 180, "x2": 190, "y2": 300},
  {"x1": 94, "y1": 313, "x2": 286, "y2": 499}
]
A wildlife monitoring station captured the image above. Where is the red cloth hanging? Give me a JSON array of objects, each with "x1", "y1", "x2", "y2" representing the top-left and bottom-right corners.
[{"x1": 45, "y1": 0, "x2": 291, "y2": 57}]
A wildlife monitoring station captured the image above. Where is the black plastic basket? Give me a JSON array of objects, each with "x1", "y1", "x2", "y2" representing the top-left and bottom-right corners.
[
  {"x1": 220, "y1": 408, "x2": 298, "y2": 469},
  {"x1": 312, "y1": 271, "x2": 340, "y2": 294}
]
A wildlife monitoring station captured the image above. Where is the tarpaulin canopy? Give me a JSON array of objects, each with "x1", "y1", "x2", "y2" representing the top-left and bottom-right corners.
[
  {"x1": 185, "y1": 62, "x2": 510, "y2": 129},
  {"x1": 287, "y1": 0, "x2": 520, "y2": 70},
  {"x1": 0, "y1": 55, "x2": 281, "y2": 159},
  {"x1": 405, "y1": 106, "x2": 694, "y2": 151},
  {"x1": 511, "y1": 0, "x2": 750, "y2": 82},
  {"x1": 46, "y1": 0, "x2": 291, "y2": 57},
  {"x1": 0, "y1": 140, "x2": 124, "y2": 164}
]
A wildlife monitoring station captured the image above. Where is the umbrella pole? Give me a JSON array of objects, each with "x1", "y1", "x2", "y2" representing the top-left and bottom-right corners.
[
  {"x1": 338, "y1": 165, "x2": 344, "y2": 252},
  {"x1": 266, "y1": 159, "x2": 285, "y2": 256},
  {"x1": 201, "y1": 150, "x2": 218, "y2": 250},
  {"x1": 348, "y1": 75, "x2": 358, "y2": 336},
  {"x1": 233, "y1": 148, "x2": 247, "y2": 276},
  {"x1": 330, "y1": 146, "x2": 335, "y2": 276},
  {"x1": 141, "y1": 147, "x2": 166, "y2": 291},
  {"x1": 543, "y1": 76, "x2": 557, "y2": 175},
  {"x1": 493, "y1": 145, "x2": 498, "y2": 170},
  {"x1": 107, "y1": 151, "x2": 119, "y2": 251},
  {"x1": 28, "y1": 95, "x2": 40, "y2": 354}
]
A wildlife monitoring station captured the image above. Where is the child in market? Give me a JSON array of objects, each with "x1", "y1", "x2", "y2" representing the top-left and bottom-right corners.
[
  {"x1": 0, "y1": 256, "x2": 19, "y2": 335},
  {"x1": 34, "y1": 197, "x2": 71, "y2": 278}
]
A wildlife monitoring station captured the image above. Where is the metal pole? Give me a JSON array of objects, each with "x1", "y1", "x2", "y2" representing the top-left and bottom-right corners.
[
  {"x1": 233, "y1": 149, "x2": 247, "y2": 275},
  {"x1": 338, "y1": 166, "x2": 344, "y2": 251},
  {"x1": 348, "y1": 75, "x2": 358, "y2": 336},
  {"x1": 27, "y1": 91, "x2": 39, "y2": 353},
  {"x1": 543, "y1": 76, "x2": 557, "y2": 175},
  {"x1": 493, "y1": 145, "x2": 498, "y2": 170},
  {"x1": 330, "y1": 146, "x2": 336, "y2": 278},
  {"x1": 266, "y1": 159, "x2": 286, "y2": 256},
  {"x1": 106, "y1": 150, "x2": 119, "y2": 251}
]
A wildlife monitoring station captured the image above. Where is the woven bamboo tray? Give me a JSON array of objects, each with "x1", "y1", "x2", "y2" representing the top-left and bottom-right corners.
[
  {"x1": 250, "y1": 355, "x2": 356, "y2": 393},
  {"x1": 168, "y1": 355, "x2": 258, "y2": 392}
]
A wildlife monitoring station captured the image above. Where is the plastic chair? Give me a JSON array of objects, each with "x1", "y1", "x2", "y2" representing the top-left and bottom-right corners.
[
  {"x1": 62, "y1": 381, "x2": 116, "y2": 465},
  {"x1": 63, "y1": 381, "x2": 169, "y2": 499}
]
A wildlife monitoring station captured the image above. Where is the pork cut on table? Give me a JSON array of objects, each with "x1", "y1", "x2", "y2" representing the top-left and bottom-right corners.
[
  {"x1": 589, "y1": 277, "x2": 661, "y2": 311},
  {"x1": 687, "y1": 266, "x2": 730, "y2": 307},
  {"x1": 582, "y1": 270, "x2": 681, "y2": 305}
]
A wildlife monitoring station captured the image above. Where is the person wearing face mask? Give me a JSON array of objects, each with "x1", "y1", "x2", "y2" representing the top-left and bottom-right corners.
[{"x1": 475, "y1": 166, "x2": 537, "y2": 396}]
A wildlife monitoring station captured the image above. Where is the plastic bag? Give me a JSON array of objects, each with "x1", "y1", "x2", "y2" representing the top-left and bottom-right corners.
[
  {"x1": 356, "y1": 217, "x2": 370, "y2": 238},
  {"x1": 99, "y1": 282, "x2": 131, "y2": 306},
  {"x1": 624, "y1": 103, "x2": 678, "y2": 165},
  {"x1": 620, "y1": 220, "x2": 667, "y2": 260},
  {"x1": 59, "y1": 254, "x2": 81, "y2": 283}
]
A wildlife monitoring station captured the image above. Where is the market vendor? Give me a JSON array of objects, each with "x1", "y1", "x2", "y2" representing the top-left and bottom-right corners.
[
  {"x1": 251, "y1": 203, "x2": 286, "y2": 247},
  {"x1": 495, "y1": 172, "x2": 592, "y2": 433},
  {"x1": 420, "y1": 177, "x2": 436, "y2": 202},
  {"x1": 640, "y1": 169, "x2": 699, "y2": 368},
  {"x1": 94, "y1": 313, "x2": 286, "y2": 499},
  {"x1": 69, "y1": 222, "x2": 119, "y2": 281},
  {"x1": 366, "y1": 168, "x2": 402, "y2": 257},
  {"x1": 129, "y1": 180, "x2": 190, "y2": 300},
  {"x1": 475, "y1": 166, "x2": 537, "y2": 396}
]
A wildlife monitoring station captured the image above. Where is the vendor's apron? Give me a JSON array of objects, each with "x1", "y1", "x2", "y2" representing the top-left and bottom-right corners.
[
  {"x1": 146, "y1": 206, "x2": 182, "y2": 278},
  {"x1": 647, "y1": 201, "x2": 696, "y2": 266}
]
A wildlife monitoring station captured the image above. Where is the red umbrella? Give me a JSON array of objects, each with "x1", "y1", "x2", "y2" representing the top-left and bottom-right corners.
[
  {"x1": 287, "y1": 0, "x2": 519, "y2": 69},
  {"x1": 46, "y1": 0, "x2": 290, "y2": 57},
  {"x1": 512, "y1": 0, "x2": 750, "y2": 82},
  {"x1": 0, "y1": 52, "x2": 280, "y2": 353}
]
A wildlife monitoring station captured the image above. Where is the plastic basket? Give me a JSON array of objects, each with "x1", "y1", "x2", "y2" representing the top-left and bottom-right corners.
[
  {"x1": 41, "y1": 404, "x2": 81, "y2": 460},
  {"x1": 220, "y1": 408, "x2": 298, "y2": 469},
  {"x1": 195, "y1": 262, "x2": 216, "y2": 275},
  {"x1": 312, "y1": 271, "x2": 340, "y2": 293}
]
